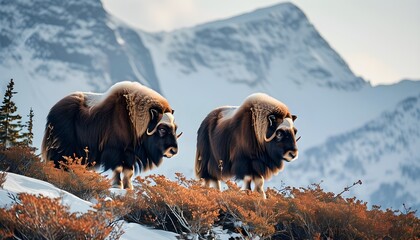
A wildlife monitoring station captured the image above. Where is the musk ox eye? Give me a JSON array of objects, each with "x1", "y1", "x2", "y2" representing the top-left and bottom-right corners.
[
  {"x1": 276, "y1": 130, "x2": 283, "y2": 140},
  {"x1": 158, "y1": 128, "x2": 167, "y2": 137}
]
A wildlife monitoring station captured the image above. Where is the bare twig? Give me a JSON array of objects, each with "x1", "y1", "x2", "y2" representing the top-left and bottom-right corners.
[{"x1": 335, "y1": 180, "x2": 362, "y2": 199}]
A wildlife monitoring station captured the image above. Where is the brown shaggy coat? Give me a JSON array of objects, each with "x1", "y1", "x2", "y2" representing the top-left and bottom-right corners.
[
  {"x1": 195, "y1": 93, "x2": 298, "y2": 198},
  {"x1": 42, "y1": 81, "x2": 179, "y2": 189}
]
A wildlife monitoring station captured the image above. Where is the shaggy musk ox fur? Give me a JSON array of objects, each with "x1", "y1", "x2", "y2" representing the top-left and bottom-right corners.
[
  {"x1": 41, "y1": 81, "x2": 181, "y2": 189},
  {"x1": 195, "y1": 93, "x2": 299, "y2": 198}
]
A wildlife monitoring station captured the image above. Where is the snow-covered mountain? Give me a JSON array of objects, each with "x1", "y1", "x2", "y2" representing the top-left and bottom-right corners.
[
  {"x1": 0, "y1": 0, "x2": 419, "y2": 212},
  {"x1": 141, "y1": 3, "x2": 366, "y2": 91},
  {"x1": 0, "y1": 0, "x2": 160, "y2": 90}
]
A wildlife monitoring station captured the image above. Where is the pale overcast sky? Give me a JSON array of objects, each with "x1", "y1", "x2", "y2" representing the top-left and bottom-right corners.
[{"x1": 102, "y1": 0, "x2": 420, "y2": 86}]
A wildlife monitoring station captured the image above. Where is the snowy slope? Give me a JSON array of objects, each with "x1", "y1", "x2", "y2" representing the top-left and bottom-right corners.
[
  {"x1": 0, "y1": 0, "x2": 419, "y2": 213},
  {"x1": 0, "y1": 172, "x2": 178, "y2": 240},
  {"x1": 0, "y1": 172, "x2": 92, "y2": 214}
]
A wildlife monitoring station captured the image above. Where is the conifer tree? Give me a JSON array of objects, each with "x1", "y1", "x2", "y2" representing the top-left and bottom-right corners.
[
  {"x1": 21, "y1": 108, "x2": 34, "y2": 147},
  {"x1": 0, "y1": 79, "x2": 23, "y2": 148}
]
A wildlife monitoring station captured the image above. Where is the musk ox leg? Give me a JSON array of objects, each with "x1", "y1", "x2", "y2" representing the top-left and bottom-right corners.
[
  {"x1": 253, "y1": 176, "x2": 266, "y2": 199},
  {"x1": 112, "y1": 166, "x2": 123, "y2": 189},
  {"x1": 122, "y1": 166, "x2": 134, "y2": 190},
  {"x1": 214, "y1": 180, "x2": 221, "y2": 190},
  {"x1": 204, "y1": 179, "x2": 221, "y2": 190},
  {"x1": 241, "y1": 175, "x2": 252, "y2": 191}
]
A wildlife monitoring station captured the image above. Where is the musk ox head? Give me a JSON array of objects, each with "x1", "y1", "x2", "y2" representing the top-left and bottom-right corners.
[
  {"x1": 145, "y1": 109, "x2": 181, "y2": 158},
  {"x1": 122, "y1": 82, "x2": 181, "y2": 164},
  {"x1": 248, "y1": 93, "x2": 299, "y2": 163},
  {"x1": 264, "y1": 115, "x2": 298, "y2": 162}
]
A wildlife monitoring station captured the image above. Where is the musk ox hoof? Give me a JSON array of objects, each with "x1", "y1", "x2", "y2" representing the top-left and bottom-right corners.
[
  {"x1": 258, "y1": 190, "x2": 267, "y2": 199},
  {"x1": 112, "y1": 180, "x2": 123, "y2": 189},
  {"x1": 123, "y1": 182, "x2": 134, "y2": 190}
]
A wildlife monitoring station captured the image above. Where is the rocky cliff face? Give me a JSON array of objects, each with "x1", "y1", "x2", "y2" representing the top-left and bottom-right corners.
[{"x1": 142, "y1": 3, "x2": 366, "y2": 90}]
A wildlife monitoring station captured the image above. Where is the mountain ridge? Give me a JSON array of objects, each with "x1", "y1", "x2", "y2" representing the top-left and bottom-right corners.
[
  {"x1": 140, "y1": 2, "x2": 366, "y2": 90},
  {"x1": 0, "y1": 0, "x2": 160, "y2": 91}
]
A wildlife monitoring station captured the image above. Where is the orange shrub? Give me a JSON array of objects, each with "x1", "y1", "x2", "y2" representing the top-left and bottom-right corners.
[
  {"x1": 0, "y1": 146, "x2": 45, "y2": 180},
  {"x1": 0, "y1": 193, "x2": 123, "y2": 240},
  {"x1": 123, "y1": 173, "x2": 220, "y2": 236},
  {"x1": 115, "y1": 176, "x2": 419, "y2": 240},
  {"x1": 0, "y1": 147, "x2": 111, "y2": 201},
  {"x1": 280, "y1": 184, "x2": 420, "y2": 239},
  {"x1": 217, "y1": 182, "x2": 290, "y2": 238},
  {"x1": 43, "y1": 156, "x2": 111, "y2": 201}
]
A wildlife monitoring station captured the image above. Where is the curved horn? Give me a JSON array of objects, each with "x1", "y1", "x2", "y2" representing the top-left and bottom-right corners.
[
  {"x1": 264, "y1": 114, "x2": 277, "y2": 141},
  {"x1": 146, "y1": 112, "x2": 176, "y2": 136},
  {"x1": 264, "y1": 118, "x2": 295, "y2": 142},
  {"x1": 264, "y1": 132, "x2": 277, "y2": 142},
  {"x1": 146, "y1": 127, "x2": 157, "y2": 136},
  {"x1": 146, "y1": 109, "x2": 159, "y2": 135}
]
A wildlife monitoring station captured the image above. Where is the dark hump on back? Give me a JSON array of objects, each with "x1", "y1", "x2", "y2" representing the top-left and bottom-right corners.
[{"x1": 48, "y1": 93, "x2": 85, "y2": 123}]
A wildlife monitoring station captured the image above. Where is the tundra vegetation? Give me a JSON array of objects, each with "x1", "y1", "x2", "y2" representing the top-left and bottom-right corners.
[{"x1": 0, "y1": 149, "x2": 419, "y2": 239}]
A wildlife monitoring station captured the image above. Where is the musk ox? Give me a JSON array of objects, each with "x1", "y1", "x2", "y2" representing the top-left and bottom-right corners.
[
  {"x1": 42, "y1": 81, "x2": 181, "y2": 189},
  {"x1": 195, "y1": 93, "x2": 299, "y2": 198}
]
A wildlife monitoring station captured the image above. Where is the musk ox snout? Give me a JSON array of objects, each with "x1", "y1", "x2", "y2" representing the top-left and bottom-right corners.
[
  {"x1": 164, "y1": 146, "x2": 178, "y2": 158},
  {"x1": 284, "y1": 149, "x2": 298, "y2": 162},
  {"x1": 278, "y1": 129, "x2": 299, "y2": 162}
]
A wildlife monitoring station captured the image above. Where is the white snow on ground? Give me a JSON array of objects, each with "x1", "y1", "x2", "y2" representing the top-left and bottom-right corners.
[
  {"x1": 0, "y1": 172, "x2": 92, "y2": 214},
  {"x1": 120, "y1": 223, "x2": 178, "y2": 240}
]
